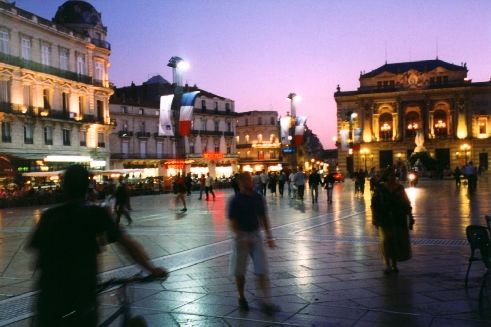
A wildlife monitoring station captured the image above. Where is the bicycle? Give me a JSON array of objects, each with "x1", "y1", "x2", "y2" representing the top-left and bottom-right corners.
[{"x1": 97, "y1": 272, "x2": 168, "y2": 327}]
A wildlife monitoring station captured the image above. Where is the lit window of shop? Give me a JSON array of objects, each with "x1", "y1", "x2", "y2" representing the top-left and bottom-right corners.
[
  {"x1": 257, "y1": 134, "x2": 263, "y2": 142},
  {"x1": 44, "y1": 126, "x2": 53, "y2": 145},
  {"x1": 245, "y1": 134, "x2": 249, "y2": 142}
]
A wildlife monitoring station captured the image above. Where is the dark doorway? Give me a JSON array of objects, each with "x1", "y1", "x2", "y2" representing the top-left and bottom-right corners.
[
  {"x1": 435, "y1": 148, "x2": 450, "y2": 169},
  {"x1": 479, "y1": 153, "x2": 488, "y2": 171},
  {"x1": 379, "y1": 150, "x2": 393, "y2": 169},
  {"x1": 346, "y1": 156, "x2": 353, "y2": 177}
]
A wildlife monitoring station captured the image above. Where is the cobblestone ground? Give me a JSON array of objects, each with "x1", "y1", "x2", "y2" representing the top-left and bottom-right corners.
[{"x1": 1, "y1": 176, "x2": 491, "y2": 326}]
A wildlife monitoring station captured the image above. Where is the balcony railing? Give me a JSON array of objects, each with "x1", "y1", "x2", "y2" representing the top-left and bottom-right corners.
[
  {"x1": 0, "y1": 52, "x2": 98, "y2": 85},
  {"x1": 118, "y1": 130, "x2": 133, "y2": 137},
  {"x1": 111, "y1": 153, "x2": 177, "y2": 160},
  {"x1": 136, "y1": 131, "x2": 151, "y2": 138},
  {"x1": 90, "y1": 38, "x2": 111, "y2": 50},
  {"x1": 194, "y1": 108, "x2": 237, "y2": 116},
  {"x1": 1, "y1": 136, "x2": 11, "y2": 143},
  {"x1": 191, "y1": 130, "x2": 234, "y2": 136}
]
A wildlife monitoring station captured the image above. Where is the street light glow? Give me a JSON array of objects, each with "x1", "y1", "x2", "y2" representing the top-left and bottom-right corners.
[{"x1": 177, "y1": 60, "x2": 190, "y2": 71}]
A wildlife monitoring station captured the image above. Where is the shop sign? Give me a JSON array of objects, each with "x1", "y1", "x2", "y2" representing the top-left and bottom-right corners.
[
  {"x1": 282, "y1": 147, "x2": 296, "y2": 154},
  {"x1": 203, "y1": 153, "x2": 224, "y2": 159}
]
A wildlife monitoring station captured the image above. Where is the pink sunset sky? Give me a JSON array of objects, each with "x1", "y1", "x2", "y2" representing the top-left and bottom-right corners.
[{"x1": 17, "y1": 0, "x2": 491, "y2": 149}]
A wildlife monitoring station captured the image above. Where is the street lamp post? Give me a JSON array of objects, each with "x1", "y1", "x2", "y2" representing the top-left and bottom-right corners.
[{"x1": 286, "y1": 93, "x2": 301, "y2": 169}]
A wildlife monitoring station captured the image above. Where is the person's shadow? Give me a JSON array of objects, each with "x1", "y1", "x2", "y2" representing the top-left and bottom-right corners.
[{"x1": 175, "y1": 212, "x2": 186, "y2": 220}]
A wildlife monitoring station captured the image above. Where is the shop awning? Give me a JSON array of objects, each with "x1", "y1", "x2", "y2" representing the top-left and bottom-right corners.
[{"x1": 22, "y1": 170, "x2": 65, "y2": 177}]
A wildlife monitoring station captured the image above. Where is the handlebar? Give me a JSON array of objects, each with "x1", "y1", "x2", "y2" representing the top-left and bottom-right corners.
[{"x1": 98, "y1": 271, "x2": 168, "y2": 293}]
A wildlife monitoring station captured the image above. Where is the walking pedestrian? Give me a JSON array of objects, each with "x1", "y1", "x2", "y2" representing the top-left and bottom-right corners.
[
  {"x1": 322, "y1": 173, "x2": 335, "y2": 204},
  {"x1": 371, "y1": 169, "x2": 414, "y2": 274},
  {"x1": 269, "y1": 172, "x2": 277, "y2": 196},
  {"x1": 228, "y1": 172, "x2": 279, "y2": 314},
  {"x1": 198, "y1": 174, "x2": 206, "y2": 199},
  {"x1": 278, "y1": 171, "x2": 286, "y2": 197},
  {"x1": 114, "y1": 176, "x2": 133, "y2": 225},
  {"x1": 205, "y1": 173, "x2": 216, "y2": 200},
  {"x1": 259, "y1": 170, "x2": 268, "y2": 196},
  {"x1": 293, "y1": 168, "x2": 306, "y2": 200},
  {"x1": 27, "y1": 165, "x2": 167, "y2": 327},
  {"x1": 453, "y1": 166, "x2": 462, "y2": 188},
  {"x1": 308, "y1": 168, "x2": 321, "y2": 203},
  {"x1": 174, "y1": 173, "x2": 187, "y2": 212},
  {"x1": 289, "y1": 169, "x2": 297, "y2": 199},
  {"x1": 185, "y1": 173, "x2": 193, "y2": 196}
]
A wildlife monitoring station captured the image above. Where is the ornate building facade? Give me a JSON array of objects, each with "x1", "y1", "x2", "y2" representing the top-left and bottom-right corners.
[
  {"x1": 0, "y1": 0, "x2": 113, "y2": 176},
  {"x1": 109, "y1": 76, "x2": 238, "y2": 177},
  {"x1": 236, "y1": 111, "x2": 281, "y2": 172},
  {"x1": 335, "y1": 59, "x2": 491, "y2": 175}
]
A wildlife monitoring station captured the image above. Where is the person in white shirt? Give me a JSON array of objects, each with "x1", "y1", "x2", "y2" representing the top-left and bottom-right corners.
[
  {"x1": 205, "y1": 173, "x2": 216, "y2": 200},
  {"x1": 288, "y1": 169, "x2": 297, "y2": 199}
]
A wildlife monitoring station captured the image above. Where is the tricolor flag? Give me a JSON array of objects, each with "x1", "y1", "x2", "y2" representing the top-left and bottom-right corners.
[
  {"x1": 294, "y1": 116, "x2": 307, "y2": 145},
  {"x1": 158, "y1": 95, "x2": 174, "y2": 136},
  {"x1": 179, "y1": 91, "x2": 200, "y2": 136}
]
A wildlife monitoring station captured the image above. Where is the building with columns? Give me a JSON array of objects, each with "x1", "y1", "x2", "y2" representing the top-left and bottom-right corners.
[
  {"x1": 236, "y1": 110, "x2": 281, "y2": 172},
  {"x1": 335, "y1": 59, "x2": 491, "y2": 175},
  {"x1": 0, "y1": 0, "x2": 113, "y2": 178},
  {"x1": 109, "y1": 76, "x2": 238, "y2": 177}
]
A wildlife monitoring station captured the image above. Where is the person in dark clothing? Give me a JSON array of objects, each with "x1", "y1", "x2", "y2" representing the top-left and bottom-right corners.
[
  {"x1": 355, "y1": 169, "x2": 366, "y2": 196},
  {"x1": 228, "y1": 172, "x2": 279, "y2": 315},
  {"x1": 174, "y1": 173, "x2": 187, "y2": 212},
  {"x1": 371, "y1": 169, "x2": 414, "y2": 274},
  {"x1": 453, "y1": 166, "x2": 462, "y2": 188},
  {"x1": 269, "y1": 173, "x2": 277, "y2": 195},
  {"x1": 308, "y1": 169, "x2": 321, "y2": 203},
  {"x1": 185, "y1": 173, "x2": 193, "y2": 196},
  {"x1": 27, "y1": 165, "x2": 167, "y2": 327},
  {"x1": 278, "y1": 171, "x2": 286, "y2": 197},
  {"x1": 231, "y1": 173, "x2": 240, "y2": 195},
  {"x1": 322, "y1": 173, "x2": 335, "y2": 204},
  {"x1": 115, "y1": 176, "x2": 132, "y2": 225}
]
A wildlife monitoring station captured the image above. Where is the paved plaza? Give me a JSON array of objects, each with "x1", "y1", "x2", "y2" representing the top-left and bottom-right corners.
[{"x1": 1, "y1": 176, "x2": 491, "y2": 326}]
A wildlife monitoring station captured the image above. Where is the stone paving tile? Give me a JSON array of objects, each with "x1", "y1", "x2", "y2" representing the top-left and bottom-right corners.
[{"x1": 354, "y1": 311, "x2": 434, "y2": 327}]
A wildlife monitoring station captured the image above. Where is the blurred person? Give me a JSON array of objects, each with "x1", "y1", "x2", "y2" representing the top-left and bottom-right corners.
[
  {"x1": 198, "y1": 174, "x2": 206, "y2": 199},
  {"x1": 289, "y1": 169, "x2": 297, "y2": 199},
  {"x1": 278, "y1": 171, "x2": 286, "y2": 197},
  {"x1": 453, "y1": 166, "x2": 462, "y2": 188},
  {"x1": 293, "y1": 168, "x2": 306, "y2": 200},
  {"x1": 228, "y1": 172, "x2": 279, "y2": 314},
  {"x1": 371, "y1": 169, "x2": 414, "y2": 274},
  {"x1": 259, "y1": 170, "x2": 268, "y2": 196},
  {"x1": 322, "y1": 173, "x2": 335, "y2": 204},
  {"x1": 174, "y1": 173, "x2": 187, "y2": 212},
  {"x1": 114, "y1": 176, "x2": 132, "y2": 225},
  {"x1": 185, "y1": 172, "x2": 193, "y2": 196},
  {"x1": 205, "y1": 173, "x2": 216, "y2": 200},
  {"x1": 252, "y1": 172, "x2": 262, "y2": 194},
  {"x1": 269, "y1": 172, "x2": 277, "y2": 196},
  {"x1": 308, "y1": 168, "x2": 321, "y2": 203},
  {"x1": 27, "y1": 165, "x2": 167, "y2": 327}
]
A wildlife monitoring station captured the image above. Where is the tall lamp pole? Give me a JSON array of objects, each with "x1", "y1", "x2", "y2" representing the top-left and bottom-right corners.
[{"x1": 287, "y1": 93, "x2": 301, "y2": 169}]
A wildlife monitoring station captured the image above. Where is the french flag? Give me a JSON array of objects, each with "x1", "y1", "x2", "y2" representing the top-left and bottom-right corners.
[
  {"x1": 294, "y1": 116, "x2": 307, "y2": 145},
  {"x1": 179, "y1": 91, "x2": 200, "y2": 136}
]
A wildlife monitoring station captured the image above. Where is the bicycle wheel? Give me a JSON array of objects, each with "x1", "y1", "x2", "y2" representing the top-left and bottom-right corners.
[{"x1": 125, "y1": 315, "x2": 147, "y2": 327}]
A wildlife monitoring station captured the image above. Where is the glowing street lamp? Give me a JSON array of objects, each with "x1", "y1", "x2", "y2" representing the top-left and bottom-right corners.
[
  {"x1": 167, "y1": 56, "x2": 189, "y2": 87},
  {"x1": 360, "y1": 148, "x2": 370, "y2": 172}
]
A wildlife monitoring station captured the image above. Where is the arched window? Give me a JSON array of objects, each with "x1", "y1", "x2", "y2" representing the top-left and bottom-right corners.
[
  {"x1": 433, "y1": 110, "x2": 447, "y2": 137},
  {"x1": 379, "y1": 113, "x2": 393, "y2": 141},
  {"x1": 405, "y1": 111, "x2": 420, "y2": 138}
]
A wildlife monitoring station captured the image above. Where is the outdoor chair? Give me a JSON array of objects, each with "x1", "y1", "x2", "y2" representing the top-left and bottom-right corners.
[{"x1": 465, "y1": 225, "x2": 491, "y2": 288}]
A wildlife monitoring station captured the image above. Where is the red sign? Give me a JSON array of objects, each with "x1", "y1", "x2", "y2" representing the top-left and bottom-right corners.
[{"x1": 203, "y1": 153, "x2": 224, "y2": 159}]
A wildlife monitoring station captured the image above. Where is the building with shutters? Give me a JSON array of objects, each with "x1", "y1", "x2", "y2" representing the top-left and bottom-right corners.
[{"x1": 0, "y1": 0, "x2": 113, "y2": 180}]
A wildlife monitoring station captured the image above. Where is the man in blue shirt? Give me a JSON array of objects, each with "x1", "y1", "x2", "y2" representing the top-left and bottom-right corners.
[{"x1": 228, "y1": 172, "x2": 279, "y2": 314}]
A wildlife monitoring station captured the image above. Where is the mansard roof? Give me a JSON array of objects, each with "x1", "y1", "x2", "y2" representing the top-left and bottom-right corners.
[{"x1": 361, "y1": 59, "x2": 467, "y2": 78}]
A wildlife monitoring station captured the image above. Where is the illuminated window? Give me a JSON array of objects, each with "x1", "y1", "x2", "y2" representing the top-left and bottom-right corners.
[
  {"x1": 245, "y1": 134, "x2": 249, "y2": 142},
  {"x1": 433, "y1": 110, "x2": 447, "y2": 138},
  {"x1": 479, "y1": 117, "x2": 487, "y2": 135},
  {"x1": 258, "y1": 134, "x2": 263, "y2": 142},
  {"x1": 405, "y1": 111, "x2": 420, "y2": 138},
  {"x1": 379, "y1": 113, "x2": 393, "y2": 141}
]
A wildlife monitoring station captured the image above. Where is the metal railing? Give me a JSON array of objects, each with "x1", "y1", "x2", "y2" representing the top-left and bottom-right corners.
[{"x1": 111, "y1": 153, "x2": 177, "y2": 160}]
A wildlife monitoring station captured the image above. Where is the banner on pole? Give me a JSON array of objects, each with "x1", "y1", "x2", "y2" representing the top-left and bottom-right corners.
[
  {"x1": 179, "y1": 91, "x2": 200, "y2": 136},
  {"x1": 158, "y1": 95, "x2": 174, "y2": 136}
]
